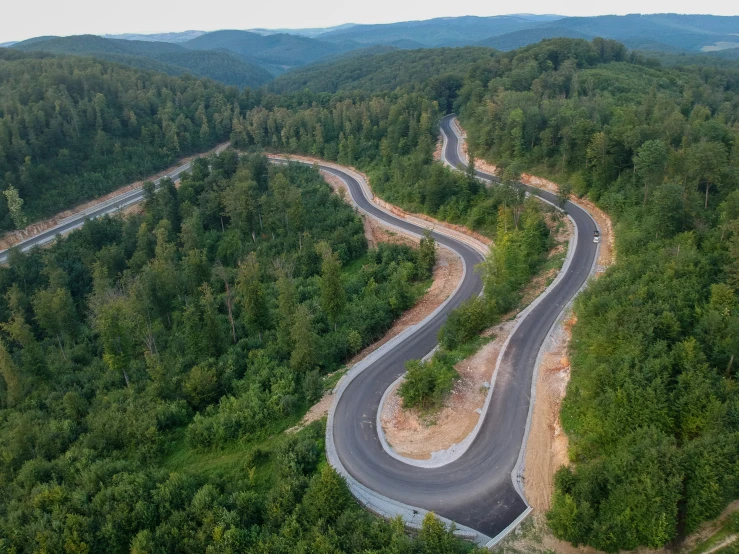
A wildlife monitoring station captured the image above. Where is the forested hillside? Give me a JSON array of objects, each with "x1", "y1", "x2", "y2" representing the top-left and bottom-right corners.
[
  {"x1": 455, "y1": 37, "x2": 739, "y2": 551},
  {"x1": 267, "y1": 47, "x2": 495, "y2": 95},
  {"x1": 476, "y1": 14, "x2": 739, "y2": 53},
  {"x1": 183, "y1": 30, "x2": 360, "y2": 72},
  {"x1": 0, "y1": 150, "x2": 481, "y2": 552},
  {"x1": 0, "y1": 50, "x2": 243, "y2": 231},
  {"x1": 2, "y1": 29, "x2": 739, "y2": 552},
  {"x1": 12, "y1": 35, "x2": 274, "y2": 88}
]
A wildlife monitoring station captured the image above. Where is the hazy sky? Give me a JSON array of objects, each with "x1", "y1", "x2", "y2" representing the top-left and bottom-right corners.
[{"x1": 2, "y1": 1, "x2": 736, "y2": 43}]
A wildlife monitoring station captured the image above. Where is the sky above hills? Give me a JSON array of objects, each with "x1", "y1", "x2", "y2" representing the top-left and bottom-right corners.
[{"x1": 2, "y1": 1, "x2": 737, "y2": 43}]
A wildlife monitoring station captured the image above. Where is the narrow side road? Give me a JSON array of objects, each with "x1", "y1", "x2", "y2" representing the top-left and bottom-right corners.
[{"x1": 0, "y1": 145, "x2": 228, "y2": 264}]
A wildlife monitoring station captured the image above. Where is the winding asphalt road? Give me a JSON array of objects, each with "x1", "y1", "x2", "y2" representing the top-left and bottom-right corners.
[
  {"x1": 0, "y1": 118, "x2": 598, "y2": 540},
  {"x1": 328, "y1": 115, "x2": 599, "y2": 538}
]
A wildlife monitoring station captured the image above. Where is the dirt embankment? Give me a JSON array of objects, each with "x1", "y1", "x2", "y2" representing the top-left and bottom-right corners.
[
  {"x1": 380, "y1": 214, "x2": 573, "y2": 460},
  {"x1": 288, "y1": 171, "x2": 464, "y2": 432},
  {"x1": 522, "y1": 317, "x2": 575, "y2": 512},
  {"x1": 0, "y1": 142, "x2": 229, "y2": 252}
]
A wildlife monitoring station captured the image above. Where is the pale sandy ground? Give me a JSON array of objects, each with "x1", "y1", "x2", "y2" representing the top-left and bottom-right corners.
[
  {"x1": 288, "y1": 171, "x2": 464, "y2": 432},
  {"x1": 381, "y1": 320, "x2": 514, "y2": 458},
  {"x1": 380, "y1": 214, "x2": 573, "y2": 460},
  {"x1": 0, "y1": 142, "x2": 229, "y2": 251}
]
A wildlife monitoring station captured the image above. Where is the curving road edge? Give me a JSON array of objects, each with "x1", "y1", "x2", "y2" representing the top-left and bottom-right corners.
[
  {"x1": 0, "y1": 122, "x2": 601, "y2": 549},
  {"x1": 316, "y1": 117, "x2": 601, "y2": 549}
]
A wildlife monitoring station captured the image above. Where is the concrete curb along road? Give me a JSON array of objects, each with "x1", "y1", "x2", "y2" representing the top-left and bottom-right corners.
[
  {"x1": 443, "y1": 114, "x2": 602, "y2": 548},
  {"x1": 269, "y1": 155, "x2": 493, "y2": 545}
]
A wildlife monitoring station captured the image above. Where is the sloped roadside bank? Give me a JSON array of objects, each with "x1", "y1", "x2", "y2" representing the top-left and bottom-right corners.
[{"x1": 380, "y1": 212, "x2": 574, "y2": 461}]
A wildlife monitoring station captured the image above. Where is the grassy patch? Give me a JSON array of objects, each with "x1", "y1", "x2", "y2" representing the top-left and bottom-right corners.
[
  {"x1": 690, "y1": 512, "x2": 739, "y2": 554},
  {"x1": 162, "y1": 416, "x2": 327, "y2": 495}
]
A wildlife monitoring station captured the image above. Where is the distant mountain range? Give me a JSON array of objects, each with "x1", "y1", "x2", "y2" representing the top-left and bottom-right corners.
[
  {"x1": 4, "y1": 14, "x2": 738, "y2": 88},
  {"x1": 246, "y1": 24, "x2": 357, "y2": 38},
  {"x1": 11, "y1": 35, "x2": 274, "y2": 88},
  {"x1": 316, "y1": 15, "x2": 559, "y2": 47},
  {"x1": 102, "y1": 30, "x2": 206, "y2": 43}
]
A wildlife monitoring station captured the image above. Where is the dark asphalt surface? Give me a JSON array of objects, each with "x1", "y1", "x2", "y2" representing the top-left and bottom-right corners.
[
  {"x1": 329, "y1": 115, "x2": 598, "y2": 538},
  {"x1": 0, "y1": 120, "x2": 598, "y2": 538}
]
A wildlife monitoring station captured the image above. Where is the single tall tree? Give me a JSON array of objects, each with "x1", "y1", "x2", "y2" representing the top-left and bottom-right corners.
[
  {"x1": 32, "y1": 286, "x2": 76, "y2": 360},
  {"x1": 290, "y1": 304, "x2": 318, "y2": 373},
  {"x1": 318, "y1": 245, "x2": 345, "y2": 330},
  {"x1": 634, "y1": 140, "x2": 668, "y2": 205},
  {"x1": 418, "y1": 230, "x2": 436, "y2": 279},
  {"x1": 236, "y1": 252, "x2": 269, "y2": 341}
]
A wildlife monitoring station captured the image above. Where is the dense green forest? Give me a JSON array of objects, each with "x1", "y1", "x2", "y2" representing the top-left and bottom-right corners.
[
  {"x1": 267, "y1": 47, "x2": 496, "y2": 95},
  {"x1": 454, "y1": 38, "x2": 739, "y2": 551},
  {"x1": 3, "y1": 32, "x2": 739, "y2": 552},
  {"x1": 0, "y1": 150, "x2": 487, "y2": 552},
  {"x1": 0, "y1": 51, "x2": 248, "y2": 231}
]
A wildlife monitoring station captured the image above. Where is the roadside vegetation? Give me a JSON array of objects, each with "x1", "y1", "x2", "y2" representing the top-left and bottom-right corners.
[
  {"x1": 0, "y1": 150, "x2": 491, "y2": 552},
  {"x1": 457, "y1": 37, "x2": 739, "y2": 551}
]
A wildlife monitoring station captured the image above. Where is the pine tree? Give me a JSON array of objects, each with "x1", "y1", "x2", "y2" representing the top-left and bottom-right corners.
[
  {"x1": 418, "y1": 230, "x2": 436, "y2": 279},
  {"x1": 3, "y1": 185, "x2": 27, "y2": 229},
  {"x1": 236, "y1": 253, "x2": 269, "y2": 341},
  {"x1": 290, "y1": 304, "x2": 318, "y2": 373},
  {"x1": 318, "y1": 245, "x2": 345, "y2": 330},
  {"x1": 0, "y1": 339, "x2": 23, "y2": 406},
  {"x1": 275, "y1": 269, "x2": 297, "y2": 356}
]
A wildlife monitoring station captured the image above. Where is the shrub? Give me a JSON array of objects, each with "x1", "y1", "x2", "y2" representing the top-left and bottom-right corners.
[
  {"x1": 398, "y1": 357, "x2": 458, "y2": 412},
  {"x1": 438, "y1": 297, "x2": 492, "y2": 350}
]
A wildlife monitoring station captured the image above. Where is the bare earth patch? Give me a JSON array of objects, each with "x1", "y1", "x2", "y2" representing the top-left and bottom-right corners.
[
  {"x1": 380, "y1": 213, "x2": 573, "y2": 460},
  {"x1": 381, "y1": 320, "x2": 515, "y2": 459},
  {"x1": 0, "y1": 142, "x2": 229, "y2": 252},
  {"x1": 433, "y1": 136, "x2": 443, "y2": 162}
]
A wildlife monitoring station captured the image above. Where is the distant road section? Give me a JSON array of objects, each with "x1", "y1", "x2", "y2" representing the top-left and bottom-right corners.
[{"x1": 0, "y1": 145, "x2": 228, "y2": 264}]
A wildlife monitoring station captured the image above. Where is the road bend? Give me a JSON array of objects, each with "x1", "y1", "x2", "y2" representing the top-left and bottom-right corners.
[
  {"x1": 0, "y1": 121, "x2": 597, "y2": 538},
  {"x1": 328, "y1": 115, "x2": 598, "y2": 537}
]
